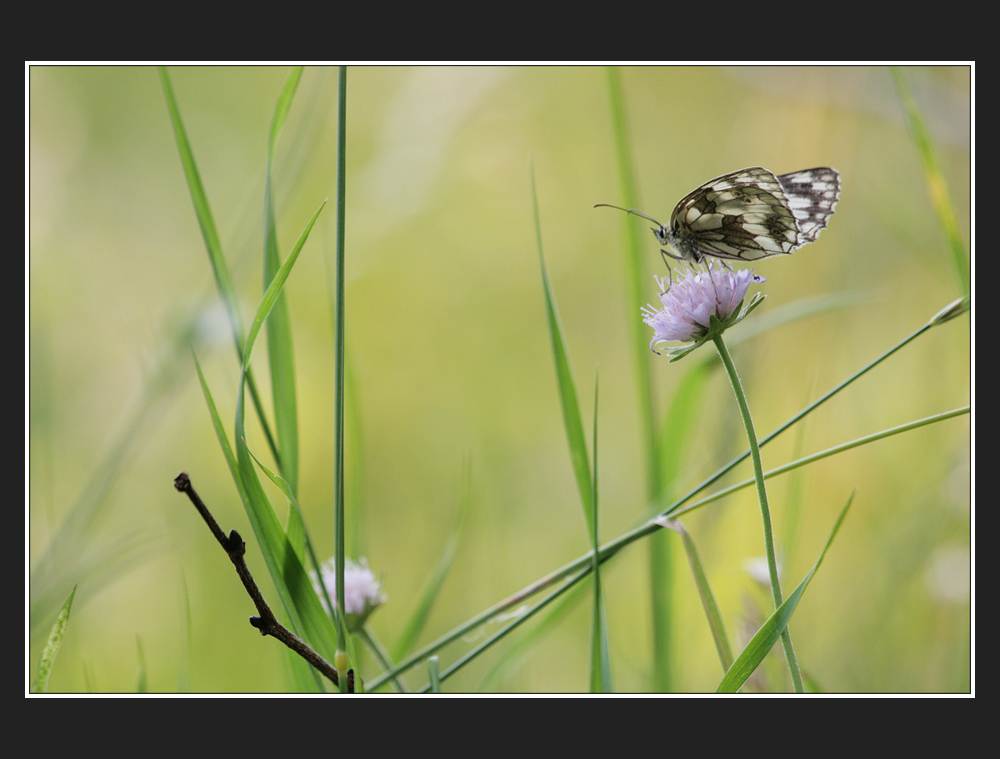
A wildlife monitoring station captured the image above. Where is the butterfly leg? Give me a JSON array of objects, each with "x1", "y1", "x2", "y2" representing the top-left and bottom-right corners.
[{"x1": 658, "y1": 249, "x2": 675, "y2": 285}]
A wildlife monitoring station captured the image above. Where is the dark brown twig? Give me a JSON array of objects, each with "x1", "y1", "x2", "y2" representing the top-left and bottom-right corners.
[{"x1": 174, "y1": 472, "x2": 348, "y2": 690}]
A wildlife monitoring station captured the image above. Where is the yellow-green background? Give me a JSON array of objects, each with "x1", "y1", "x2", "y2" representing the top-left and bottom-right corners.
[{"x1": 29, "y1": 65, "x2": 970, "y2": 693}]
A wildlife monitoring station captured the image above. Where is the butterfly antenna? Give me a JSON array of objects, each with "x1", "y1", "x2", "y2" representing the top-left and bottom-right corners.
[{"x1": 594, "y1": 204, "x2": 665, "y2": 228}]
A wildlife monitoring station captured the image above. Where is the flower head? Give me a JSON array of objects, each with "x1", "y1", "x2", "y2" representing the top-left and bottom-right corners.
[
  {"x1": 311, "y1": 557, "x2": 386, "y2": 632},
  {"x1": 642, "y1": 261, "x2": 766, "y2": 361}
]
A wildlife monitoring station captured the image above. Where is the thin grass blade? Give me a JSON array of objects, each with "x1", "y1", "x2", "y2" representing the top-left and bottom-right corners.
[
  {"x1": 604, "y1": 66, "x2": 675, "y2": 690},
  {"x1": 202, "y1": 194, "x2": 334, "y2": 687},
  {"x1": 242, "y1": 201, "x2": 326, "y2": 372},
  {"x1": 428, "y1": 656, "x2": 442, "y2": 693},
  {"x1": 159, "y1": 66, "x2": 279, "y2": 464},
  {"x1": 193, "y1": 355, "x2": 238, "y2": 478},
  {"x1": 392, "y1": 463, "x2": 471, "y2": 663},
  {"x1": 655, "y1": 518, "x2": 733, "y2": 672},
  {"x1": 530, "y1": 164, "x2": 594, "y2": 530},
  {"x1": 717, "y1": 491, "x2": 854, "y2": 693},
  {"x1": 194, "y1": 358, "x2": 325, "y2": 690},
  {"x1": 231, "y1": 210, "x2": 337, "y2": 671}
]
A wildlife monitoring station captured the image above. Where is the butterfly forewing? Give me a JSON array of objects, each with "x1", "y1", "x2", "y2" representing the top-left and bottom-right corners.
[{"x1": 653, "y1": 166, "x2": 840, "y2": 264}]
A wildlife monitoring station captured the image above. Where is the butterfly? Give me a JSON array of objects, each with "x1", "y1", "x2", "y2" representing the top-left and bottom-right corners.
[{"x1": 597, "y1": 166, "x2": 841, "y2": 265}]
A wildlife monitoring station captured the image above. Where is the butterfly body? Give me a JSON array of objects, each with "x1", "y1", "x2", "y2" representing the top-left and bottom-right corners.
[{"x1": 600, "y1": 167, "x2": 841, "y2": 265}]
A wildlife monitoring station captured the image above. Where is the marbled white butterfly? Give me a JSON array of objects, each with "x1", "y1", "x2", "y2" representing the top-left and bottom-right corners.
[{"x1": 598, "y1": 167, "x2": 841, "y2": 265}]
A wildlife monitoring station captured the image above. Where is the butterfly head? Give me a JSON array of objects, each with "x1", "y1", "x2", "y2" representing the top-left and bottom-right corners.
[{"x1": 596, "y1": 203, "x2": 697, "y2": 265}]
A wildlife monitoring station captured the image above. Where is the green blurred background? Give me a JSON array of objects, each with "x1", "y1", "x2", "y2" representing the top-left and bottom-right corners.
[{"x1": 28, "y1": 65, "x2": 970, "y2": 693}]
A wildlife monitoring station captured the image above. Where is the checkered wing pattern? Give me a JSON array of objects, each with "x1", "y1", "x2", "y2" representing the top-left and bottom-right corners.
[{"x1": 655, "y1": 167, "x2": 841, "y2": 264}]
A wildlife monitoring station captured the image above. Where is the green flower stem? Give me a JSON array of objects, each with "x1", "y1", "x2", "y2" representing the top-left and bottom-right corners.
[{"x1": 712, "y1": 333, "x2": 803, "y2": 693}]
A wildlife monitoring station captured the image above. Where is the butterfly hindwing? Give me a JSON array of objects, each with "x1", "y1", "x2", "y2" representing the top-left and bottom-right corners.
[{"x1": 775, "y1": 167, "x2": 841, "y2": 245}]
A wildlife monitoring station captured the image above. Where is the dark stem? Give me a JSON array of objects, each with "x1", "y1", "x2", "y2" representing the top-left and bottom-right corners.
[{"x1": 173, "y1": 472, "x2": 349, "y2": 691}]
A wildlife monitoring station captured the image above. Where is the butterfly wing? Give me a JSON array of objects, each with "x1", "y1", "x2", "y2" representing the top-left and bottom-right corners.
[
  {"x1": 775, "y1": 167, "x2": 841, "y2": 245},
  {"x1": 660, "y1": 167, "x2": 840, "y2": 263}
]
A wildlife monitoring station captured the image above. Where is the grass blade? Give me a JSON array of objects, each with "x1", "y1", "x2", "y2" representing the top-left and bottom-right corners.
[
  {"x1": 717, "y1": 490, "x2": 855, "y2": 693},
  {"x1": 655, "y1": 518, "x2": 734, "y2": 672},
  {"x1": 331, "y1": 67, "x2": 350, "y2": 665},
  {"x1": 530, "y1": 163, "x2": 594, "y2": 530},
  {"x1": 159, "y1": 66, "x2": 280, "y2": 465},
  {"x1": 427, "y1": 656, "x2": 442, "y2": 693},
  {"x1": 232, "y1": 199, "x2": 335, "y2": 676},
  {"x1": 588, "y1": 377, "x2": 612, "y2": 693},
  {"x1": 241, "y1": 200, "x2": 326, "y2": 372},
  {"x1": 264, "y1": 66, "x2": 304, "y2": 494},
  {"x1": 31, "y1": 584, "x2": 77, "y2": 693},
  {"x1": 891, "y1": 67, "x2": 969, "y2": 294},
  {"x1": 194, "y1": 356, "x2": 323, "y2": 690},
  {"x1": 604, "y1": 66, "x2": 661, "y2": 494},
  {"x1": 604, "y1": 66, "x2": 676, "y2": 690},
  {"x1": 392, "y1": 461, "x2": 471, "y2": 664},
  {"x1": 669, "y1": 406, "x2": 969, "y2": 520},
  {"x1": 193, "y1": 194, "x2": 332, "y2": 688},
  {"x1": 193, "y1": 355, "x2": 238, "y2": 477},
  {"x1": 135, "y1": 637, "x2": 147, "y2": 693}
]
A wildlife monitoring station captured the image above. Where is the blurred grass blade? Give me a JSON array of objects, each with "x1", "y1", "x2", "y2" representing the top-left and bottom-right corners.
[
  {"x1": 891, "y1": 67, "x2": 969, "y2": 294},
  {"x1": 358, "y1": 627, "x2": 407, "y2": 693},
  {"x1": 159, "y1": 68, "x2": 231, "y2": 328},
  {"x1": 136, "y1": 636, "x2": 147, "y2": 693},
  {"x1": 159, "y1": 66, "x2": 279, "y2": 465},
  {"x1": 604, "y1": 66, "x2": 661, "y2": 493},
  {"x1": 178, "y1": 574, "x2": 192, "y2": 693},
  {"x1": 32, "y1": 584, "x2": 77, "y2": 693},
  {"x1": 650, "y1": 356, "x2": 712, "y2": 686},
  {"x1": 264, "y1": 66, "x2": 304, "y2": 494},
  {"x1": 589, "y1": 376, "x2": 612, "y2": 693},
  {"x1": 428, "y1": 656, "x2": 442, "y2": 693},
  {"x1": 392, "y1": 462, "x2": 472, "y2": 663},
  {"x1": 530, "y1": 164, "x2": 594, "y2": 530},
  {"x1": 655, "y1": 518, "x2": 733, "y2": 672},
  {"x1": 390, "y1": 524, "x2": 461, "y2": 663},
  {"x1": 605, "y1": 66, "x2": 674, "y2": 691},
  {"x1": 717, "y1": 491, "x2": 854, "y2": 693},
  {"x1": 659, "y1": 358, "x2": 713, "y2": 486}
]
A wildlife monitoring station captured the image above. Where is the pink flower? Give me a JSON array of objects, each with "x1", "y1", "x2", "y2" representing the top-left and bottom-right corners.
[
  {"x1": 312, "y1": 557, "x2": 386, "y2": 631},
  {"x1": 642, "y1": 262, "x2": 766, "y2": 360}
]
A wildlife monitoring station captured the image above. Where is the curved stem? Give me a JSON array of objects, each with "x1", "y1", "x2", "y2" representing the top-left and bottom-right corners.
[{"x1": 712, "y1": 334, "x2": 803, "y2": 693}]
